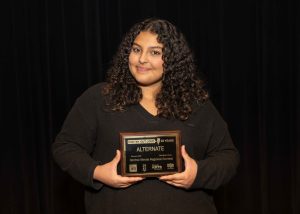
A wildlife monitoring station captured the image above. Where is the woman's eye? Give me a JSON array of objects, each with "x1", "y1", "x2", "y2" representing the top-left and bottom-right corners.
[
  {"x1": 151, "y1": 50, "x2": 161, "y2": 55},
  {"x1": 131, "y1": 47, "x2": 140, "y2": 53}
]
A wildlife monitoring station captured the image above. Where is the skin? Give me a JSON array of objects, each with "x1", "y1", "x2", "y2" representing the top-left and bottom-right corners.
[
  {"x1": 93, "y1": 31, "x2": 198, "y2": 189},
  {"x1": 159, "y1": 145, "x2": 198, "y2": 189},
  {"x1": 129, "y1": 31, "x2": 164, "y2": 116},
  {"x1": 93, "y1": 150, "x2": 144, "y2": 188}
]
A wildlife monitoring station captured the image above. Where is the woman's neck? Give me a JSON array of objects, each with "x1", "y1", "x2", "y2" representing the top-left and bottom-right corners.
[
  {"x1": 139, "y1": 84, "x2": 161, "y2": 116},
  {"x1": 140, "y1": 84, "x2": 161, "y2": 102}
]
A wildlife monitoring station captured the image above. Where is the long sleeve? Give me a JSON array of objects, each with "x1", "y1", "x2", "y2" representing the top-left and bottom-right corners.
[
  {"x1": 190, "y1": 102, "x2": 240, "y2": 190},
  {"x1": 52, "y1": 86, "x2": 103, "y2": 190}
]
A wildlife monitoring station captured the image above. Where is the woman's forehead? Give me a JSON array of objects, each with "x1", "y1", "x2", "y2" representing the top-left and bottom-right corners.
[{"x1": 133, "y1": 31, "x2": 163, "y2": 47}]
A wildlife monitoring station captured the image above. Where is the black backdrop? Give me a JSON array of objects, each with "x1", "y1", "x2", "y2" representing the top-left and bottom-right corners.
[{"x1": 1, "y1": 0, "x2": 299, "y2": 213}]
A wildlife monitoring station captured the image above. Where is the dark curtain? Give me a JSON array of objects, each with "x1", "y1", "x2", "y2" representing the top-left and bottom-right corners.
[{"x1": 1, "y1": 0, "x2": 299, "y2": 213}]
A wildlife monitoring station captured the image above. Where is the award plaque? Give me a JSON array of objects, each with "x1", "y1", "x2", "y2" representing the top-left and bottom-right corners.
[{"x1": 120, "y1": 130, "x2": 182, "y2": 177}]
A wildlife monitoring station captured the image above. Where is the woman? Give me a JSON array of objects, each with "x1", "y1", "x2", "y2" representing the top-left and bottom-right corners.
[{"x1": 52, "y1": 18, "x2": 239, "y2": 214}]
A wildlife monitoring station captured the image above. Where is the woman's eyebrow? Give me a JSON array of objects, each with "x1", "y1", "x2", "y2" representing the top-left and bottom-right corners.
[
  {"x1": 149, "y1": 46, "x2": 163, "y2": 49},
  {"x1": 132, "y1": 43, "x2": 163, "y2": 49}
]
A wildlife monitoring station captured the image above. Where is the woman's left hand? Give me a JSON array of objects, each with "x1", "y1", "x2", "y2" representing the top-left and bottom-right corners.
[{"x1": 159, "y1": 145, "x2": 198, "y2": 189}]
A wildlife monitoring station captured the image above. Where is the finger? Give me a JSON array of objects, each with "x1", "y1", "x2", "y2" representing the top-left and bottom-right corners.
[
  {"x1": 165, "y1": 180, "x2": 184, "y2": 188},
  {"x1": 118, "y1": 176, "x2": 144, "y2": 184},
  {"x1": 159, "y1": 173, "x2": 184, "y2": 181},
  {"x1": 181, "y1": 145, "x2": 190, "y2": 161},
  {"x1": 112, "y1": 176, "x2": 142, "y2": 188},
  {"x1": 112, "y1": 150, "x2": 121, "y2": 165},
  {"x1": 126, "y1": 176, "x2": 144, "y2": 183},
  {"x1": 165, "y1": 179, "x2": 184, "y2": 185},
  {"x1": 119, "y1": 183, "x2": 132, "y2": 188}
]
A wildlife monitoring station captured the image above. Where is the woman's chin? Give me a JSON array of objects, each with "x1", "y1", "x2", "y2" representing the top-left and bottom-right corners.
[{"x1": 135, "y1": 79, "x2": 163, "y2": 87}]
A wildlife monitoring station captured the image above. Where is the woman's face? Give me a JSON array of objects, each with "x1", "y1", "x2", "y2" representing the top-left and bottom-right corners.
[{"x1": 129, "y1": 31, "x2": 164, "y2": 87}]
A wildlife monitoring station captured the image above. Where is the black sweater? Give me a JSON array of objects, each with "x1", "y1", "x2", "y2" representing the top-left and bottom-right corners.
[{"x1": 52, "y1": 83, "x2": 239, "y2": 214}]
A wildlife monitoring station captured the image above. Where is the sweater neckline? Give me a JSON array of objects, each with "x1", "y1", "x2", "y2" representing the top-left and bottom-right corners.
[{"x1": 134, "y1": 103, "x2": 160, "y2": 122}]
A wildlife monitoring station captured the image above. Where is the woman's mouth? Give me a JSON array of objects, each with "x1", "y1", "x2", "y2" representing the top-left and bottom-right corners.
[{"x1": 136, "y1": 66, "x2": 151, "y2": 72}]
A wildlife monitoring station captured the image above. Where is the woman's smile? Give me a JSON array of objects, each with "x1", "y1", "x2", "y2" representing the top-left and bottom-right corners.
[{"x1": 136, "y1": 66, "x2": 152, "y2": 72}]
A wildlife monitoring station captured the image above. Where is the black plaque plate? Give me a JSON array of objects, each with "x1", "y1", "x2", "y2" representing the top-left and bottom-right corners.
[{"x1": 120, "y1": 130, "x2": 182, "y2": 177}]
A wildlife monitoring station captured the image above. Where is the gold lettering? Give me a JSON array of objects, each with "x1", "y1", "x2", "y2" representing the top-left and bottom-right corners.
[{"x1": 136, "y1": 146, "x2": 165, "y2": 152}]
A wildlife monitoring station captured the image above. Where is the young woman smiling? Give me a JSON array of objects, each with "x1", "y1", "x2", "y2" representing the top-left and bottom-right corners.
[{"x1": 52, "y1": 18, "x2": 239, "y2": 214}]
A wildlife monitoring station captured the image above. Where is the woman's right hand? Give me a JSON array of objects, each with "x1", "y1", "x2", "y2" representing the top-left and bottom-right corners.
[{"x1": 93, "y1": 150, "x2": 144, "y2": 188}]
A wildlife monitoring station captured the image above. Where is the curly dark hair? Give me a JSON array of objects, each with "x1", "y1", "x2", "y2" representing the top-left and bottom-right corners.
[{"x1": 102, "y1": 18, "x2": 208, "y2": 121}]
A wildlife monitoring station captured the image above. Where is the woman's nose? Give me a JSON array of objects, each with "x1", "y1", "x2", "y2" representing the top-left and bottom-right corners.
[{"x1": 138, "y1": 52, "x2": 148, "y2": 64}]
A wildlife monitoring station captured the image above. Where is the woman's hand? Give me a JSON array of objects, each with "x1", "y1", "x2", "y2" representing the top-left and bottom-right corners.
[
  {"x1": 93, "y1": 150, "x2": 144, "y2": 188},
  {"x1": 159, "y1": 145, "x2": 198, "y2": 189}
]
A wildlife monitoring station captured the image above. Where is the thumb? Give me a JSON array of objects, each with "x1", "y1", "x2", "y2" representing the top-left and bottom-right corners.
[
  {"x1": 181, "y1": 145, "x2": 190, "y2": 161},
  {"x1": 112, "y1": 150, "x2": 121, "y2": 165}
]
